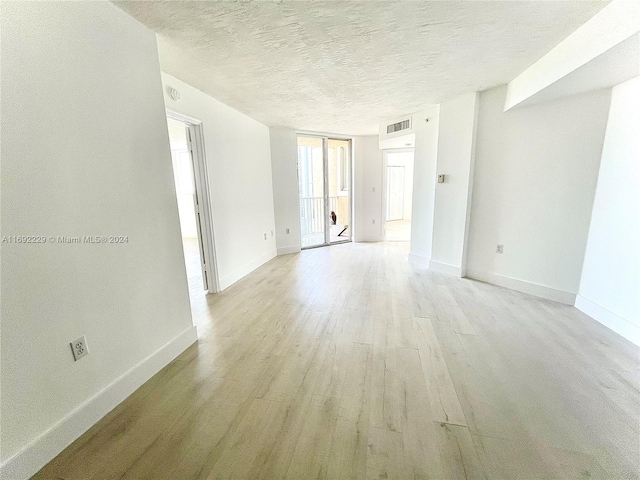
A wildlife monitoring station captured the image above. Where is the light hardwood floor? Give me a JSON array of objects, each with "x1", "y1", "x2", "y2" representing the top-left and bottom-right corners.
[
  {"x1": 35, "y1": 241, "x2": 639, "y2": 479},
  {"x1": 385, "y1": 220, "x2": 411, "y2": 242}
]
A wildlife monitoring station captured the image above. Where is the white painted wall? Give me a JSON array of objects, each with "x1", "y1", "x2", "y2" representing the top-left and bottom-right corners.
[
  {"x1": 0, "y1": 2, "x2": 196, "y2": 477},
  {"x1": 505, "y1": 0, "x2": 640, "y2": 110},
  {"x1": 161, "y1": 73, "x2": 276, "y2": 290},
  {"x1": 379, "y1": 133, "x2": 415, "y2": 150},
  {"x1": 576, "y1": 76, "x2": 640, "y2": 345},
  {"x1": 430, "y1": 93, "x2": 479, "y2": 276},
  {"x1": 354, "y1": 136, "x2": 385, "y2": 241},
  {"x1": 269, "y1": 128, "x2": 302, "y2": 254},
  {"x1": 467, "y1": 85, "x2": 611, "y2": 303},
  {"x1": 409, "y1": 106, "x2": 440, "y2": 265}
]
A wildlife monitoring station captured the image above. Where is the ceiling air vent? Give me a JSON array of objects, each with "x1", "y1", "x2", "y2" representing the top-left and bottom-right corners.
[{"x1": 386, "y1": 118, "x2": 412, "y2": 134}]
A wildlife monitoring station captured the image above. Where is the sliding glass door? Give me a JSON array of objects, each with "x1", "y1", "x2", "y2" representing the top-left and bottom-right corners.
[
  {"x1": 297, "y1": 136, "x2": 325, "y2": 248},
  {"x1": 327, "y1": 139, "x2": 351, "y2": 244},
  {"x1": 297, "y1": 136, "x2": 351, "y2": 249}
]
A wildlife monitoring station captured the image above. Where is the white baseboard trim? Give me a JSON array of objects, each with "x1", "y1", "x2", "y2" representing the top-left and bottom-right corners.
[
  {"x1": 465, "y1": 268, "x2": 576, "y2": 305},
  {"x1": 408, "y1": 253, "x2": 430, "y2": 267},
  {"x1": 0, "y1": 326, "x2": 198, "y2": 480},
  {"x1": 429, "y1": 260, "x2": 463, "y2": 277},
  {"x1": 218, "y1": 248, "x2": 277, "y2": 290},
  {"x1": 277, "y1": 245, "x2": 301, "y2": 255},
  {"x1": 575, "y1": 295, "x2": 640, "y2": 346}
]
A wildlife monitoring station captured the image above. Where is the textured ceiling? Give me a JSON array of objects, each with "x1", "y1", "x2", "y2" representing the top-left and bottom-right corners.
[{"x1": 114, "y1": 1, "x2": 608, "y2": 135}]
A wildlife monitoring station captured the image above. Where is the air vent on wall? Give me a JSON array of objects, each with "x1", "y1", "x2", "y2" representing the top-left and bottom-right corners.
[{"x1": 386, "y1": 118, "x2": 412, "y2": 134}]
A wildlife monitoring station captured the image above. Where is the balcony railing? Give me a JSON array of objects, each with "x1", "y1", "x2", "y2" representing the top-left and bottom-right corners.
[{"x1": 300, "y1": 196, "x2": 337, "y2": 235}]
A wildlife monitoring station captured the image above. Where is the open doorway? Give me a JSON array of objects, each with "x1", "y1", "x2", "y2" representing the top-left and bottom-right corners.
[
  {"x1": 166, "y1": 115, "x2": 217, "y2": 296},
  {"x1": 384, "y1": 149, "x2": 414, "y2": 242},
  {"x1": 297, "y1": 135, "x2": 352, "y2": 248}
]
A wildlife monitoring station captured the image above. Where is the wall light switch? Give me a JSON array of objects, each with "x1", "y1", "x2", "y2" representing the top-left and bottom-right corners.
[
  {"x1": 286, "y1": 228, "x2": 290, "y2": 234},
  {"x1": 496, "y1": 244, "x2": 504, "y2": 254},
  {"x1": 372, "y1": 187, "x2": 376, "y2": 192},
  {"x1": 437, "y1": 174, "x2": 445, "y2": 183}
]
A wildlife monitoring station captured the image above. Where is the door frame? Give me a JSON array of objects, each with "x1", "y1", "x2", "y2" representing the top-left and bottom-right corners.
[
  {"x1": 167, "y1": 109, "x2": 220, "y2": 293},
  {"x1": 382, "y1": 148, "x2": 414, "y2": 241},
  {"x1": 296, "y1": 132, "x2": 354, "y2": 249}
]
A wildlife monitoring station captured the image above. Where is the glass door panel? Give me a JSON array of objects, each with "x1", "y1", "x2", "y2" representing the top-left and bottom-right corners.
[
  {"x1": 297, "y1": 136, "x2": 351, "y2": 249},
  {"x1": 297, "y1": 136, "x2": 325, "y2": 248},
  {"x1": 327, "y1": 139, "x2": 351, "y2": 243}
]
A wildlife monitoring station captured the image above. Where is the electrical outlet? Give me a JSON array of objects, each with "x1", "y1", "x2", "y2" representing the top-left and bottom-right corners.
[
  {"x1": 286, "y1": 228, "x2": 290, "y2": 234},
  {"x1": 496, "y1": 244, "x2": 504, "y2": 254},
  {"x1": 372, "y1": 187, "x2": 376, "y2": 192},
  {"x1": 70, "y1": 335, "x2": 89, "y2": 361},
  {"x1": 372, "y1": 219, "x2": 376, "y2": 224},
  {"x1": 264, "y1": 233, "x2": 267, "y2": 240}
]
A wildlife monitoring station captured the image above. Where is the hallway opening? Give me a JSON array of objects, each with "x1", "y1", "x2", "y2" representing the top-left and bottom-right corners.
[
  {"x1": 384, "y1": 149, "x2": 414, "y2": 242},
  {"x1": 166, "y1": 116, "x2": 211, "y2": 297}
]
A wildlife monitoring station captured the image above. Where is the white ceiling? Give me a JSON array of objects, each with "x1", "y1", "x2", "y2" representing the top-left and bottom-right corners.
[{"x1": 114, "y1": 1, "x2": 609, "y2": 135}]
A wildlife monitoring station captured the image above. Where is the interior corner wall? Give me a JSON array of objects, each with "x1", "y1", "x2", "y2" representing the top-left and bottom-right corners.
[
  {"x1": 1, "y1": 3, "x2": 195, "y2": 478},
  {"x1": 409, "y1": 106, "x2": 440, "y2": 264},
  {"x1": 354, "y1": 136, "x2": 385, "y2": 242},
  {"x1": 576, "y1": 76, "x2": 640, "y2": 345},
  {"x1": 466, "y1": 85, "x2": 611, "y2": 303},
  {"x1": 269, "y1": 127, "x2": 302, "y2": 255},
  {"x1": 430, "y1": 93, "x2": 479, "y2": 276},
  {"x1": 161, "y1": 73, "x2": 276, "y2": 290}
]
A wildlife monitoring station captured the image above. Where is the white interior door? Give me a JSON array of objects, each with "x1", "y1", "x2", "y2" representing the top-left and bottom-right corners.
[
  {"x1": 387, "y1": 166, "x2": 405, "y2": 221},
  {"x1": 185, "y1": 125, "x2": 210, "y2": 291}
]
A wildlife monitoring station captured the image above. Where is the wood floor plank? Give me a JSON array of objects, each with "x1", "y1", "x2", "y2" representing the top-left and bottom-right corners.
[
  {"x1": 396, "y1": 346, "x2": 445, "y2": 479},
  {"x1": 435, "y1": 285, "x2": 477, "y2": 335},
  {"x1": 366, "y1": 427, "x2": 405, "y2": 480},
  {"x1": 471, "y1": 434, "x2": 522, "y2": 480},
  {"x1": 370, "y1": 337, "x2": 403, "y2": 433},
  {"x1": 436, "y1": 422, "x2": 486, "y2": 480},
  {"x1": 327, "y1": 342, "x2": 372, "y2": 479},
  {"x1": 33, "y1": 241, "x2": 640, "y2": 480},
  {"x1": 550, "y1": 447, "x2": 610, "y2": 480},
  {"x1": 285, "y1": 395, "x2": 340, "y2": 479},
  {"x1": 413, "y1": 316, "x2": 467, "y2": 426}
]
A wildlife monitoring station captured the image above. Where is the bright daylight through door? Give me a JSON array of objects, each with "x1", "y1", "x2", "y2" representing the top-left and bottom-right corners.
[
  {"x1": 167, "y1": 117, "x2": 208, "y2": 294},
  {"x1": 385, "y1": 150, "x2": 414, "y2": 242},
  {"x1": 297, "y1": 136, "x2": 352, "y2": 248}
]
